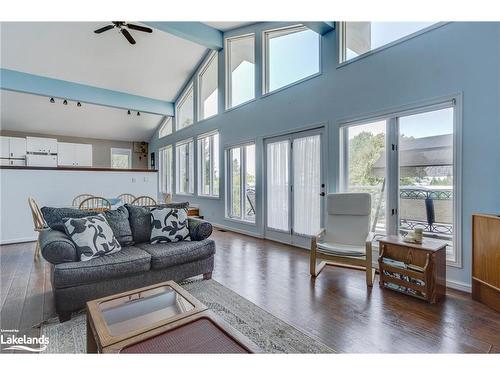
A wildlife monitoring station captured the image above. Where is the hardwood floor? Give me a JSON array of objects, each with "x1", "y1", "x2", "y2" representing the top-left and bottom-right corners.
[{"x1": 1, "y1": 229, "x2": 499, "y2": 353}]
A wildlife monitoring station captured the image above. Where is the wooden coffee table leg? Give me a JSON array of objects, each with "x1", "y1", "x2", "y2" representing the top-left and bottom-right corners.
[{"x1": 86, "y1": 314, "x2": 98, "y2": 353}]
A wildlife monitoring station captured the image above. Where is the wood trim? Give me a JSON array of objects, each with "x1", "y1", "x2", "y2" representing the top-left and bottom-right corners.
[{"x1": 0, "y1": 165, "x2": 157, "y2": 172}]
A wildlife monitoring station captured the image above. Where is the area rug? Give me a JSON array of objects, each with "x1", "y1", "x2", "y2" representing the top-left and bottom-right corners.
[{"x1": 40, "y1": 279, "x2": 334, "y2": 354}]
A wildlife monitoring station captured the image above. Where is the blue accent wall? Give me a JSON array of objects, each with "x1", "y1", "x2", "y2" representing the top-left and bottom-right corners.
[
  {"x1": 150, "y1": 22, "x2": 500, "y2": 289},
  {"x1": 0, "y1": 68, "x2": 174, "y2": 116}
]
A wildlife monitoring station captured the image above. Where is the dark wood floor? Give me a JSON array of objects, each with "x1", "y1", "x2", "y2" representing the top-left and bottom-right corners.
[{"x1": 1, "y1": 229, "x2": 499, "y2": 353}]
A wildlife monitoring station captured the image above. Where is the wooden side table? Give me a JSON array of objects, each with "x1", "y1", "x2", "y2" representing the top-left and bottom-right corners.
[{"x1": 378, "y1": 236, "x2": 447, "y2": 304}]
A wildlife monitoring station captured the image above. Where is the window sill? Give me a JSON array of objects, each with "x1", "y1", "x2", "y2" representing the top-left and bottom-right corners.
[
  {"x1": 337, "y1": 22, "x2": 449, "y2": 69},
  {"x1": 197, "y1": 113, "x2": 218, "y2": 124},
  {"x1": 261, "y1": 71, "x2": 322, "y2": 99},
  {"x1": 196, "y1": 194, "x2": 220, "y2": 200},
  {"x1": 225, "y1": 98, "x2": 257, "y2": 113},
  {"x1": 224, "y1": 216, "x2": 257, "y2": 226},
  {"x1": 174, "y1": 193, "x2": 194, "y2": 197}
]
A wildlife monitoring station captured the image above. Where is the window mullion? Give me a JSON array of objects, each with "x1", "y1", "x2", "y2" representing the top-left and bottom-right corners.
[{"x1": 386, "y1": 117, "x2": 399, "y2": 236}]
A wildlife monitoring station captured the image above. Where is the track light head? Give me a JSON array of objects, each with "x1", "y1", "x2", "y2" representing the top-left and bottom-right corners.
[
  {"x1": 50, "y1": 97, "x2": 55, "y2": 103},
  {"x1": 63, "y1": 99, "x2": 68, "y2": 105},
  {"x1": 137, "y1": 111, "x2": 140, "y2": 116},
  {"x1": 77, "y1": 102, "x2": 82, "y2": 107},
  {"x1": 127, "y1": 110, "x2": 131, "y2": 115}
]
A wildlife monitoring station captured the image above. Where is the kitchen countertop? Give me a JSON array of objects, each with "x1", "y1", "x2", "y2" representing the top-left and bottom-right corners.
[{"x1": 0, "y1": 165, "x2": 157, "y2": 172}]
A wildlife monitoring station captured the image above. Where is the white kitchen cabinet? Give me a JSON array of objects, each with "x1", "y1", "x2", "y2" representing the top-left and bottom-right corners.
[
  {"x1": 57, "y1": 142, "x2": 93, "y2": 167},
  {"x1": 0, "y1": 137, "x2": 10, "y2": 159},
  {"x1": 26, "y1": 137, "x2": 58, "y2": 154},
  {"x1": 0, "y1": 136, "x2": 27, "y2": 159}
]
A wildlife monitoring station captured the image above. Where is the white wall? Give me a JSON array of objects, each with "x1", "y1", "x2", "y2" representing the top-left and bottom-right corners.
[{"x1": 0, "y1": 169, "x2": 158, "y2": 243}]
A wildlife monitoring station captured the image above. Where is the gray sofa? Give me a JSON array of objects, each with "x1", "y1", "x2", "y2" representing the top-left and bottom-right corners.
[{"x1": 39, "y1": 203, "x2": 215, "y2": 322}]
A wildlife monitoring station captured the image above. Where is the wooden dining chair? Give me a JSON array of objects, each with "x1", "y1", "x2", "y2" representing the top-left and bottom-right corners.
[
  {"x1": 72, "y1": 194, "x2": 94, "y2": 207},
  {"x1": 79, "y1": 197, "x2": 112, "y2": 212},
  {"x1": 28, "y1": 197, "x2": 49, "y2": 261},
  {"x1": 117, "y1": 193, "x2": 136, "y2": 205},
  {"x1": 131, "y1": 195, "x2": 157, "y2": 207}
]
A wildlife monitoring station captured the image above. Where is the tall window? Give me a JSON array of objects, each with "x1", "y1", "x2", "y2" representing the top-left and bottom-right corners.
[
  {"x1": 176, "y1": 139, "x2": 194, "y2": 194},
  {"x1": 111, "y1": 148, "x2": 132, "y2": 169},
  {"x1": 198, "y1": 51, "x2": 218, "y2": 121},
  {"x1": 264, "y1": 25, "x2": 320, "y2": 93},
  {"x1": 176, "y1": 83, "x2": 194, "y2": 130},
  {"x1": 197, "y1": 131, "x2": 219, "y2": 197},
  {"x1": 226, "y1": 34, "x2": 255, "y2": 109},
  {"x1": 159, "y1": 117, "x2": 173, "y2": 138},
  {"x1": 158, "y1": 145, "x2": 173, "y2": 195},
  {"x1": 341, "y1": 101, "x2": 460, "y2": 265},
  {"x1": 226, "y1": 143, "x2": 255, "y2": 222},
  {"x1": 340, "y1": 22, "x2": 437, "y2": 62}
]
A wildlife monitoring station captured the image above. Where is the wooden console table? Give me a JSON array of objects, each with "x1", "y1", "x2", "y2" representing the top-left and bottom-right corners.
[{"x1": 378, "y1": 236, "x2": 447, "y2": 304}]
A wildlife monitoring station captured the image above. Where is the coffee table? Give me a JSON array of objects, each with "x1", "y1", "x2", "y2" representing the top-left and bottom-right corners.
[{"x1": 86, "y1": 281, "x2": 259, "y2": 353}]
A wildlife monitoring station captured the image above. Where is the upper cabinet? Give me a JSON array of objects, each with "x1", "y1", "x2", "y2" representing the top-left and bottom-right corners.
[
  {"x1": 0, "y1": 136, "x2": 27, "y2": 159},
  {"x1": 26, "y1": 136, "x2": 58, "y2": 154},
  {"x1": 57, "y1": 142, "x2": 93, "y2": 167}
]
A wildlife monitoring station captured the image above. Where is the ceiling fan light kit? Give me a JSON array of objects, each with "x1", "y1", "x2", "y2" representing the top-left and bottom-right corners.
[{"x1": 94, "y1": 21, "x2": 153, "y2": 45}]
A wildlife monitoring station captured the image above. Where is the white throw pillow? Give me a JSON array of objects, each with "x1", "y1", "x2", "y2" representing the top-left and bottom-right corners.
[
  {"x1": 150, "y1": 207, "x2": 191, "y2": 244},
  {"x1": 63, "y1": 214, "x2": 122, "y2": 261}
]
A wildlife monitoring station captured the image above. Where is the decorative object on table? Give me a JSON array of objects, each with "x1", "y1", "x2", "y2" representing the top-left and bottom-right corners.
[
  {"x1": 402, "y1": 228, "x2": 423, "y2": 244},
  {"x1": 72, "y1": 193, "x2": 94, "y2": 207},
  {"x1": 378, "y1": 235, "x2": 446, "y2": 304},
  {"x1": 28, "y1": 197, "x2": 49, "y2": 261},
  {"x1": 472, "y1": 214, "x2": 500, "y2": 312},
  {"x1": 40, "y1": 279, "x2": 334, "y2": 354},
  {"x1": 150, "y1": 152, "x2": 155, "y2": 169},
  {"x1": 79, "y1": 196, "x2": 112, "y2": 212},
  {"x1": 150, "y1": 207, "x2": 191, "y2": 244},
  {"x1": 130, "y1": 195, "x2": 157, "y2": 207},
  {"x1": 158, "y1": 192, "x2": 172, "y2": 204},
  {"x1": 187, "y1": 206, "x2": 201, "y2": 217},
  {"x1": 63, "y1": 214, "x2": 122, "y2": 261},
  {"x1": 310, "y1": 193, "x2": 376, "y2": 287},
  {"x1": 133, "y1": 141, "x2": 148, "y2": 161},
  {"x1": 117, "y1": 193, "x2": 136, "y2": 205}
]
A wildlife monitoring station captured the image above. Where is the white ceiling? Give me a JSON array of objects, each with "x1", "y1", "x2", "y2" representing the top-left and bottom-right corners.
[
  {"x1": 203, "y1": 22, "x2": 255, "y2": 32},
  {"x1": 0, "y1": 22, "x2": 207, "y2": 101},
  {"x1": 0, "y1": 90, "x2": 164, "y2": 142}
]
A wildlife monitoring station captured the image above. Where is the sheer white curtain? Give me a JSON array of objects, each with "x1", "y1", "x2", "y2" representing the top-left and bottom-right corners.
[
  {"x1": 293, "y1": 135, "x2": 321, "y2": 236},
  {"x1": 267, "y1": 140, "x2": 290, "y2": 231}
]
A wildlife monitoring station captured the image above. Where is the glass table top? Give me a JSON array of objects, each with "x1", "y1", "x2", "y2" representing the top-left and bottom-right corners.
[{"x1": 98, "y1": 285, "x2": 195, "y2": 336}]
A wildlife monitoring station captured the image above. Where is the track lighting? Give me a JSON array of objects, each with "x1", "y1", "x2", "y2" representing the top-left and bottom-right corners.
[
  {"x1": 63, "y1": 99, "x2": 68, "y2": 105},
  {"x1": 77, "y1": 102, "x2": 82, "y2": 107},
  {"x1": 137, "y1": 111, "x2": 140, "y2": 116},
  {"x1": 127, "y1": 110, "x2": 131, "y2": 115},
  {"x1": 50, "y1": 97, "x2": 55, "y2": 103}
]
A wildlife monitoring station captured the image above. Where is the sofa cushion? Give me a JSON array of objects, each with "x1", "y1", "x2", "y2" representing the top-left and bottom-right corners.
[
  {"x1": 39, "y1": 229, "x2": 78, "y2": 264},
  {"x1": 150, "y1": 207, "x2": 191, "y2": 244},
  {"x1": 126, "y1": 202, "x2": 190, "y2": 244},
  {"x1": 42, "y1": 206, "x2": 99, "y2": 232},
  {"x1": 187, "y1": 218, "x2": 213, "y2": 241},
  {"x1": 53, "y1": 246, "x2": 151, "y2": 288},
  {"x1": 104, "y1": 206, "x2": 134, "y2": 246},
  {"x1": 135, "y1": 239, "x2": 215, "y2": 270}
]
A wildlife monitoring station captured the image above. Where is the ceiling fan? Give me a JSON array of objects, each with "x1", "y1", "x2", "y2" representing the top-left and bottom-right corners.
[{"x1": 94, "y1": 22, "x2": 152, "y2": 45}]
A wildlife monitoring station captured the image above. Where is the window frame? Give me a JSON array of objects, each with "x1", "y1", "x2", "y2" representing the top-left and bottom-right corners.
[
  {"x1": 338, "y1": 22, "x2": 447, "y2": 66},
  {"x1": 158, "y1": 145, "x2": 173, "y2": 195},
  {"x1": 175, "y1": 82, "x2": 194, "y2": 131},
  {"x1": 262, "y1": 24, "x2": 321, "y2": 95},
  {"x1": 338, "y1": 95, "x2": 462, "y2": 267},
  {"x1": 175, "y1": 138, "x2": 195, "y2": 195},
  {"x1": 158, "y1": 117, "x2": 173, "y2": 138},
  {"x1": 225, "y1": 33, "x2": 256, "y2": 110},
  {"x1": 197, "y1": 130, "x2": 220, "y2": 198},
  {"x1": 197, "y1": 51, "x2": 219, "y2": 122},
  {"x1": 110, "y1": 148, "x2": 132, "y2": 169},
  {"x1": 225, "y1": 141, "x2": 256, "y2": 223}
]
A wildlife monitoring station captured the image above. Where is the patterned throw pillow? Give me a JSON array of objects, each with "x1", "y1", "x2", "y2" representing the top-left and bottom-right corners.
[
  {"x1": 150, "y1": 207, "x2": 191, "y2": 244},
  {"x1": 63, "y1": 214, "x2": 122, "y2": 261}
]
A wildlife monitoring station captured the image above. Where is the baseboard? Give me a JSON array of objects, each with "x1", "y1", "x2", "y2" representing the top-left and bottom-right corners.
[
  {"x1": 0, "y1": 236, "x2": 37, "y2": 245},
  {"x1": 210, "y1": 222, "x2": 264, "y2": 239},
  {"x1": 446, "y1": 279, "x2": 472, "y2": 293}
]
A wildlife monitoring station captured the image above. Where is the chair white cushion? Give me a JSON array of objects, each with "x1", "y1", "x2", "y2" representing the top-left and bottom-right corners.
[{"x1": 317, "y1": 241, "x2": 366, "y2": 257}]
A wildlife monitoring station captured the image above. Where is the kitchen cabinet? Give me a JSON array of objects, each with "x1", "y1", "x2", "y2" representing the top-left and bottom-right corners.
[
  {"x1": 26, "y1": 136, "x2": 58, "y2": 154},
  {"x1": 57, "y1": 142, "x2": 93, "y2": 167},
  {"x1": 0, "y1": 136, "x2": 27, "y2": 159}
]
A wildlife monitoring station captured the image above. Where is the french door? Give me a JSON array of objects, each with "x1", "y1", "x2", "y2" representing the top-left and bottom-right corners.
[{"x1": 264, "y1": 128, "x2": 325, "y2": 248}]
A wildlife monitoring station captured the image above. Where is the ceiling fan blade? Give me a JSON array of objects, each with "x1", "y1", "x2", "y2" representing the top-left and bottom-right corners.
[
  {"x1": 126, "y1": 23, "x2": 153, "y2": 33},
  {"x1": 94, "y1": 24, "x2": 114, "y2": 34},
  {"x1": 121, "y1": 28, "x2": 136, "y2": 45}
]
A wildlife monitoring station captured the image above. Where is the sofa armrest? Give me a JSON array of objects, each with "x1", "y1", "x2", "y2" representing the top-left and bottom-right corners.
[
  {"x1": 39, "y1": 229, "x2": 79, "y2": 264},
  {"x1": 188, "y1": 218, "x2": 213, "y2": 241}
]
